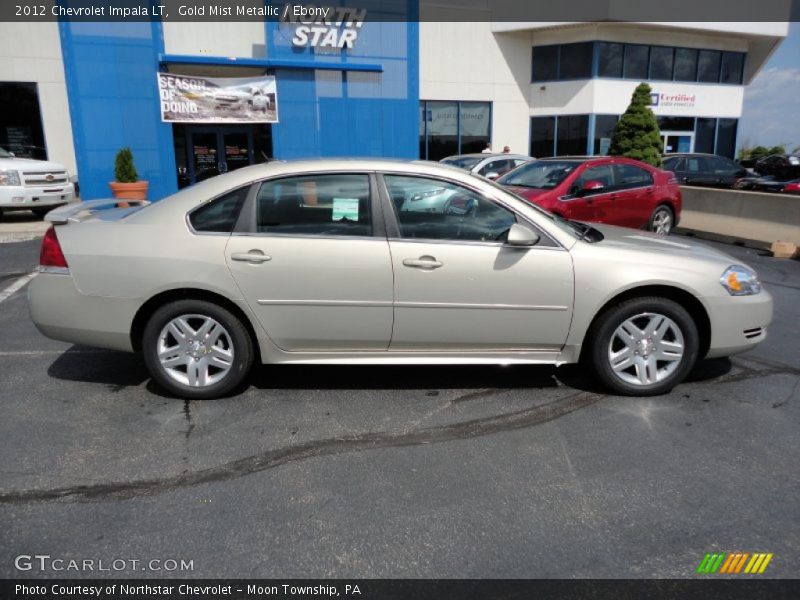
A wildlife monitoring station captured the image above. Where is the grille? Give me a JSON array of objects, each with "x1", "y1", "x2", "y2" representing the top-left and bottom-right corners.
[{"x1": 22, "y1": 171, "x2": 69, "y2": 187}]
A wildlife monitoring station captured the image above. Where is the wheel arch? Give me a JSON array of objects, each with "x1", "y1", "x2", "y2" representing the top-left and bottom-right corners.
[
  {"x1": 130, "y1": 288, "x2": 262, "y2": 362},
  {"x1": 581, "y1": 284, "x2": 711, "y2": 360}
]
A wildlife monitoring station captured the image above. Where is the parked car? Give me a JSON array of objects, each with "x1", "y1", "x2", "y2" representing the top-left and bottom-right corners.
[
  {"x1": 440, "y1": 153, "x2": 532, "y2": 180},
  {"x1": 496, "y1": 156, "x2": 681, "y2": 235},
  {"x1": 662, "y1": 153, "x2": 748, "y2": 188},
  {"x1": 738, "y1": 175, "x2": 800, "y2": 194},
  {"x1": 752, "y1": 153, "x2": 800, "y2": 179},
  {"x1": 30, "y1": 159, "x2": 771, "y2": 400},
  {"x1": 0, "y1": 146, "x2": 74, "y2": 218}
]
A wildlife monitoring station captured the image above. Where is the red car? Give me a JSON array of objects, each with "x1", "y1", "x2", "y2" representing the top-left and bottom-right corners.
[{"x1": 496, "y1": 156, "x2": 681, "y2": 234}]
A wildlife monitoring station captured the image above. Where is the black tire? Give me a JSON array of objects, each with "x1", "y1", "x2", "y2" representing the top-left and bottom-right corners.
[
  {"x1": 647, "y1": 204, "x2": 674, "y2": 235},
  {"x1": 142, "y1": 299, "x2": 254, "y2": 399},
  {"x1": 586, "y1": 296, "x2": 699, "y2": 396},
  {"x1": 32, "y1": 207, "x2": 52, "y2": 218}
]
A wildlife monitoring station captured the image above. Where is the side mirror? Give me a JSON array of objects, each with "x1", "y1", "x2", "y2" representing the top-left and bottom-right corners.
[
  {"x1": 581, "y1": 180, "x2": 604, "y2": 194},
  {"x1": 485, "y1": 172, "x2": 500, "y2": 180},
  {"x1": 507, "y1": 223, "x2": 540, "y2": 247},
  {"x1": 8, "y1": 152, "x2": 15, "y2": 158}
]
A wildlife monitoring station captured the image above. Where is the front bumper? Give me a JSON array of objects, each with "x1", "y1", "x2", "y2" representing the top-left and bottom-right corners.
[
  {"x1": 704, "y1": 289, "x2": 774, "y2": 358},
  {"x1": 28, "y1": 271, "x2": 139, "y2": 352},
  {"x1": 0, "y1": 183, "x2": 75, "y2": 209}
]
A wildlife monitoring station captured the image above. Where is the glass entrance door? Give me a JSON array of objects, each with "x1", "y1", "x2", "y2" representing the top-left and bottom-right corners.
[
  {"x1": 187, "y1": 126, "x2": 255, "y2": 185},
  {"x1": 661, "y1": 132, "x2": 693, "y2": 154}
]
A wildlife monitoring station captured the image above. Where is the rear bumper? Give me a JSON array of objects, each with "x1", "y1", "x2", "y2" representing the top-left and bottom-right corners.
[
  {"x1": 704, "y1": 290, "x2": 773, "y2": 358},
  {"x1": 28, "y1": 271, "x2": 138, "y2": 352},
  {"x1": 0, "y1": 183, "x2": 74, "y2": 209}
]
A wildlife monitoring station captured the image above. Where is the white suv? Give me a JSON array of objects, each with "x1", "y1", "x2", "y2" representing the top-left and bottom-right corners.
[{"x1": 0, "y1": 147, "x2": 75, "y2": 218}]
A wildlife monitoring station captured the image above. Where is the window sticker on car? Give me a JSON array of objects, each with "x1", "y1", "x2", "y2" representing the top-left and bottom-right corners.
[{"x1": 332, "y1": 197, "x2": 359, "y2": 222}]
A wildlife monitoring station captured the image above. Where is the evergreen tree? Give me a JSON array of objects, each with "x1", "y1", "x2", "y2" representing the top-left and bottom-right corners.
[
  {"x1": 114, "y1": 147, "x2": 139, "y2": 183},
  {"x1": 609, "y1": 83, "x2": 663, "y2": 167}
]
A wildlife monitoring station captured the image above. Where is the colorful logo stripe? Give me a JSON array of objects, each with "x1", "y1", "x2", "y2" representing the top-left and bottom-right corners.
[{"x1": 697, "y1": 552, "x2": 773, "y2": 574}]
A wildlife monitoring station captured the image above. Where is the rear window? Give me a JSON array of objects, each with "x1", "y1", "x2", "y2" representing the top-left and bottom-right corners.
[{"x1": 188, "y1": 186, "x2": 248, "y2": 233}]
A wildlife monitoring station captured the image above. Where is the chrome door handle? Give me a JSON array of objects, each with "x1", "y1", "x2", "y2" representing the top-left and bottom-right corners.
[
  {"x1": 231, "y1": 251, "x2": 272, "y2": 263},
  {"x1": 403, "y1": 256, "x2": 443, "y2": 269}
]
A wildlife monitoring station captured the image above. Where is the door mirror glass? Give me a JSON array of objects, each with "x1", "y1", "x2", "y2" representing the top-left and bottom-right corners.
[
  {"x1": 506, "y1": 223, "x2": 540, "y2": 247},
  {"x1": 581, "y1": 179, "x2": 605, "y2": 193}
]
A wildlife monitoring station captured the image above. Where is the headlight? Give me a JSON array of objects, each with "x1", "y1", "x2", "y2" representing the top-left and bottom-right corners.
[
  {"x1": 0, "y1": 169, "x2": 20, "y2": 186},
  {"x1": 720, "y1": 265, "x2": 761, "y2": 296}
]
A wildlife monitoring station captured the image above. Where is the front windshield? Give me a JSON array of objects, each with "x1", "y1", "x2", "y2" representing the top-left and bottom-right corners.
[
  {"x1": 0, "y1": 147, "x2": 12, "y2": 158},
  {"x1": 441, "y1": 156, "x2": 483, "y2": 171},
  {"x1": 497, "y1": 160, "x2": 580, "y2": 189}
]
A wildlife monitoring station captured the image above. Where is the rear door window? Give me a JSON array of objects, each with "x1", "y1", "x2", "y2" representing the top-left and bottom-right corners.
[
  {"x1": 255, "y1": 174, "x2": 372, "y2": 237},
  {"x1": 613, "y1": 164, "x2": 653, "y2": 189}
]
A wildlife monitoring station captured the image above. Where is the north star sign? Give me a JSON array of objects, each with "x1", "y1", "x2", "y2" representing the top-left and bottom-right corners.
[{"x1": 284, "y1": 5, "x2": 367, "y2": 49}]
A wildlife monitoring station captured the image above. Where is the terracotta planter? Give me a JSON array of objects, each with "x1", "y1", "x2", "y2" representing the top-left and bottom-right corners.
[{"x1": 109, "y1": 181, "x2": 149, "y2": 201}]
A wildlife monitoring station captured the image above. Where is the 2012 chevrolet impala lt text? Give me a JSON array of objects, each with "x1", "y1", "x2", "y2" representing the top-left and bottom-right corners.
[{"x1": 28, "y1": 159, "x2": 772, "y2": 399}]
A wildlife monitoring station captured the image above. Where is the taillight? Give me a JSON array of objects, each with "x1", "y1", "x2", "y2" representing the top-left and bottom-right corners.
[
  {"x1": 784, "y1": 182, "x2": 800, "y2": 193},
  {"x1": 39, "y1": 226, "x2": 69, "y2": 270}
]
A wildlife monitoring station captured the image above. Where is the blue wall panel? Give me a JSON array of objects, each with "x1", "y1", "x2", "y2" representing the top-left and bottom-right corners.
[
  {"x1": 267, "y1": 3, "x2": 419, "y2": 160},
  {"x1": 59, "y1": 21, "x2": 177, "y2": 201}
]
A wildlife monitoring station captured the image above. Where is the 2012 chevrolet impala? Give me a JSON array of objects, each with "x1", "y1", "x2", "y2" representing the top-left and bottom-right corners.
[{"x1": 29, "y1": 159, "x2": 772, "y2": 399}]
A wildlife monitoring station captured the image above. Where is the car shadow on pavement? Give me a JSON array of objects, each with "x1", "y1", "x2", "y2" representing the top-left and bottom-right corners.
[
  {"x1": 47, "y1": 346, "x2": 149, "y2": 389},
  {"x1": 685, "y1": 357, "x2": 733, "y2": 382}
]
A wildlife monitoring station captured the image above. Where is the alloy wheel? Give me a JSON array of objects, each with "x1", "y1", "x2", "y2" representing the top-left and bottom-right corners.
[
  {"x1": 607, "y1": 312, "x2": 685, "y2": 387},
  {"x1": 652, "y1": 209, "x2": 673, "y2": 235},
  {"x1": 156, "y1": 314, "x2": 234, "y2": 388}
]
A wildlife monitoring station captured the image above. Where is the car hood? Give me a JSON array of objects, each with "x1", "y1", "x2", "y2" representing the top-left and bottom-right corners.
[
  {"x1": 0, "y1": 157, "x2": 68, "y2": 171},
  {"x1": 589, "y1": 223, "x2": 741, "y2": 266}
]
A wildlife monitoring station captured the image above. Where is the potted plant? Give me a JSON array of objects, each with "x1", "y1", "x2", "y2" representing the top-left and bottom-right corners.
[{"x1": 109, "y1": 147, "x2": 148, "y2": 200}]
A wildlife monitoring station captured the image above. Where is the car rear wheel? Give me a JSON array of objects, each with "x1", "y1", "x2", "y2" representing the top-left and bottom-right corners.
[
  {"x1": 648, "y1": 205, "x2": 674, "y2": 235},
  {"x1": 32, "y1": 207, "x2": 52, "y2": 218},
  {"x1": 142, "y1": 299, "x2": 254, "y2": 399},
  {"x1": 588, "y1": 297, "x2": 699, "y2": 396}
]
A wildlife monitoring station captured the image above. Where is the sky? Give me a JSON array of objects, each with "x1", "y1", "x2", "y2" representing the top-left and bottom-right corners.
[{"x1": 738, "y1": 21, "x2": 800, "y2": 152}]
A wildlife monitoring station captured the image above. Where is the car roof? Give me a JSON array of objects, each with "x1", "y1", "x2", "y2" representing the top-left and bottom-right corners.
[{"x1": 444, "y1": 153, "x2": 531, "y2": 160}]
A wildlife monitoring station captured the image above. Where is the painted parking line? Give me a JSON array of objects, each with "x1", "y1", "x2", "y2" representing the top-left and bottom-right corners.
[{"x1": 0, "y1": 271, "x2": 36, "y2": 304}]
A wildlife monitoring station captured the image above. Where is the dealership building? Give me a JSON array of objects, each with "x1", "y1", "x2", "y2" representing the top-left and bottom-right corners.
[{"x1": 0, "y1": 8, "x2": 789, "y2": 201}]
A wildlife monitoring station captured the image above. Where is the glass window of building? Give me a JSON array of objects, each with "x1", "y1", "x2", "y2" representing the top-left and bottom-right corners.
[
  {"x1": 594, "y1": 115, "x2": 618, "y2": 155},
  {"x1": 459, "y1": 102, "x2": 492, "y2": 154},
  {"x1": 623, "y1": 44, "x2": 649, "y2": 79},
  {"x1": 657, "y1": 117, "x2": 695, "y2": 132},
  {"x1": 697, "y1": 50, "x2": 722, "y2": 83},
  {"x1": 715, "y1": 118, "x2": 738, "y2": 159},
  {"x1": 598, "y1": 42, "x2": 623, "y2": 78},
  {"x1": 0, "y1": 82, "x2": 47, "y2": 160},
  {"x1": 720, "y1": 52, "x2": 744, "y2": 84},
  {"x1": 673, "y1": 48, "x2": 698, "y2": 82},
  {"x1": 559, "y1": 42, "x2": 593, "y2": 79},
  {"x1": 419, "y1": 101, "x2": 491, "y2": 161},
  {"x1": 530, "y1": 116, "x2": 556, "y2": 158},
  {"x1": 532, "y1": 45, "x2": 559, "y2": 82},
  {"x1": 556, "y1": 115, "x2": 589, "y2": 156},
  {"x1": 694, "y1": 118, "x2": 716, "y2": 154},
  {"x1": 649, "y1": 46, "x2": 675, "y2": 80}
]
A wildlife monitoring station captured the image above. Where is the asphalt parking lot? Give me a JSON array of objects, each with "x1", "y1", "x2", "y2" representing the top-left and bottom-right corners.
[{"x1": 0, "y1": 214, "x2": 798, "y2": 579}]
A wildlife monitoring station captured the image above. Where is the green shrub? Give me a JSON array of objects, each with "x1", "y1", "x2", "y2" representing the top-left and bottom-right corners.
[
  {"x1": 609, "y1": 83, "x2": 663, "y2": 168},
  {"x1": 114, "y1": 147, "x2": 139, "y2": 183}
]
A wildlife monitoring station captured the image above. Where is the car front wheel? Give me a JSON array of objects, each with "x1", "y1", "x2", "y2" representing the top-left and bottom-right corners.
[
  {"x1": 142, "y1": 299, "x2": 254, "y2": 399},
  {"x1": 588, "y1": 297, "x2": 699, "y2": 396}
]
